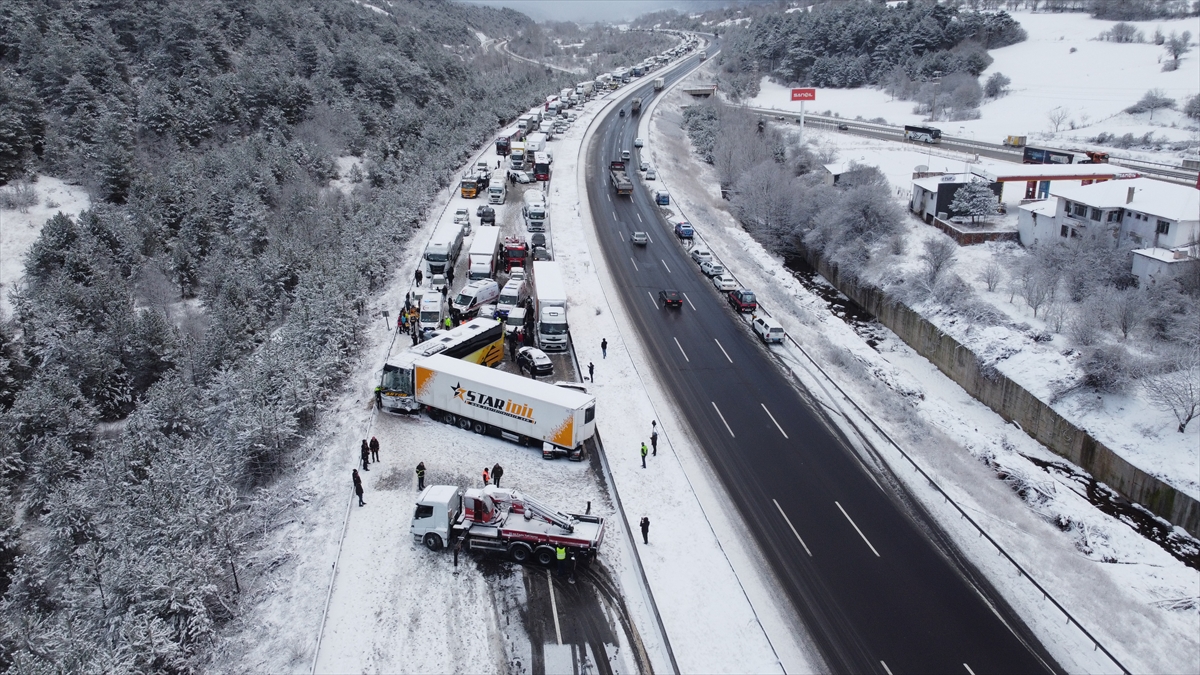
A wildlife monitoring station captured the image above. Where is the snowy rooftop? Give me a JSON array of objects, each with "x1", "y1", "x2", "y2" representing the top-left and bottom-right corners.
[
  {"x1": 973, "y1": 162, "x2": 1140, "y2": 182},
  {"x1": 1131, "y1": 247, "x2": 1196, "y2": 263},
  {"x1": 912, "y1": 173, "x2": 973, "y2": 192},
  {"x1": 1018, "y1": 200, "x2": 1058, "y2": 216},
  {"x1": 1049, "y1": 177, "x2": 1200, "y2": 222}
]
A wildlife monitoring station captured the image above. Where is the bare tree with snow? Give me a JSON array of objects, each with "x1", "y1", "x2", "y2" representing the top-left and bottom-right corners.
[
  {"x1": 979, "y1": 261, "x2": 1004, "y2": 292},
  {"x1": 1142, "y1": 349, "x2": 1200, "y2": 432},
  {"x1": 920, "y1": 237, "x2": 958, "y2": 287},
  {"x1": 1047, "y1": 106, "x2": 1071, "y2": 133}
]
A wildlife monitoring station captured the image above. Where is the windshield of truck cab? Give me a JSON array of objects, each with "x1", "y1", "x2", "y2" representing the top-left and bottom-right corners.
[
  {"x1": 540, "y1": 323, "x2": 567, "y2": 335},
  {"x1": 413, "y1": 504, "x2": 433, "y2": 520},
  {"x1": 425, "y1": 251, "x2": 447, "y2": 262},
  {"x1": 379, "y1": 366, "x2": 413, "y2": 395}
]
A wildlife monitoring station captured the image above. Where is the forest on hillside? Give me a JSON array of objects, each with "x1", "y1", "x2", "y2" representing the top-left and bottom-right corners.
[{"x1": 0, "y1": 0, "x2": 571, "y2": 670}]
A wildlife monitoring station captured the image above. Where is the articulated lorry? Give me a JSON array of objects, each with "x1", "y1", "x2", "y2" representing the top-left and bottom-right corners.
[
  {"x1": 630, "y1": 98, "x2": 642, "y2": 115},
  {"x1": 410, "y1": 485, "x2": 606, "y2": 565},
  {"x1": 532, "y1": 260, "x2": 568, "y2": 352},
  {"x1": 467, "y1": 226, "x2": 502, "y2": 281},
  {"x1": 653, "y1": 77, "x2": 665, "y2": 91},
  {"x1": 609, "y1": 161, "x2": 633, "y2": 195}
]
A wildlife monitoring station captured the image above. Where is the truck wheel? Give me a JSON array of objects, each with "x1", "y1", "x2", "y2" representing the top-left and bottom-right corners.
[
  {"x1": 457, "y1": 418, "x2": 472, "y2": 431},
  {"x1": 442, "y1": 413, "x2": 457, "y2": 426},
  {"x1": 423, "y1": 533, "x2": 443, "y2": 551},
  {"x1": 509, "y1": 542, "x2": 532, "y2": 563},
  {"x1": 535, "y1": 547, "x2": 556, "y2": 566},
  {"x1": 472, "y1": 421, "x2": 487, "y2": 435}
]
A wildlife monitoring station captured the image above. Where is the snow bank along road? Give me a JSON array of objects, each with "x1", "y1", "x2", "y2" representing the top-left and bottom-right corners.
[{"x1": 585, "y1": 40, "x2": 1061, "y2": 675}]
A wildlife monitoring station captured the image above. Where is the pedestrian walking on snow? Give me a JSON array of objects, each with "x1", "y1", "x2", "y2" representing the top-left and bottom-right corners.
[
  {"x1": 415, "y1": 269, "x2": 423, "y2": 286},
  {"x1": 492, "y1": 463, "x2": 504, "y2": 488},
  {"x1": 353, "y1": 469, "x2": 365, "y2": 507},
  {"x1": 640, "y1": 516, "x2": 650, "y2": 544},
  {"x1": 360, "y1": 440, "x2": 370, "y2": 471},
  {"x1": 650, "y1": 429, "x2": 658, "y2": 456},
  {"x1": 601, "y1": 338, "x2": 608, "y2": 358},
  {"x1": 640, "y1": 442, "x2": 648, "y2": 468},
  {"x1": 447, "y1": 267, "x2": 455, "y2": 286},
  {"x1": 416, "y1": 462, "x2": 426, "y2": 490},
  {"x1": 482, "y1": 467, "x2": 491, "y2": 486},
  {"x1": 588, "y1": 361, "x2": 594, "y2": 382},
  {"x1": 369, "y1": 436, "x2": 380, "y2": 463}
]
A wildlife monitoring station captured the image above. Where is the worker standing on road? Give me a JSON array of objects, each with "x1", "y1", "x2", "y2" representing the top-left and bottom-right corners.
[
  {"x1": 415, "y1": 268, "x2": 423, "y2": 286},
  {"x1": 640, "y1": 517, "x2": 650, "y2": 544},
  {"x1": 447, "y1": 267, "x2": 455, "y2": 286},
  {"x1": 360, "y1": 440, "x2": 370, "y2": 471},
  {"x1": 369, "y1": 436, "x2": 380, "y2": 463},
  {"x1": 650, "y1": 429, "x2": 658, "y2": 456},
  {"x1": 556, "y1": 545, "x2": 567, "y2": 577},
  {"x1": 416, "y1": 462, "x2": 426, "y2": 490},
  {"x1": 601, "y1": 338, "x2": 608, "y2": 358},
  {"x1": 482, "y1": 467, "x2": 491, "y2": 486},
  {"x1": 492, "y1": 463, "x2": 504, "y2": 488},
  {"x1": 353, "y1": 470, "x2": 365, "y2": 507},
  {"x1": 588, "y1": 361, "x2": 594, "y2": 382},
  {"x1": 640, "y1": 443, "x2": 648, "y2": 468}
]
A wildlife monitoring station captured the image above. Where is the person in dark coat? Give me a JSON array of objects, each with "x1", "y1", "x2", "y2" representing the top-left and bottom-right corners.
[
  {"x1": 446, "y1": 267, "x2": 455, "y2": 286},
  {"x1": 509, "y1": 332, "x2": 519, "y2": 361},
  {"x1": 416, "y1": 462, "x2": 426, "y2": 490},
  {"x1": 640, "y1": 516, "x2": 650, "y2": 544},
  {"x1": 353, "y1": 469, "x2": 365, "y2": 507},
  {"x1": 601, "y1": 338, "x2": 608, "y2": 358},
  {"x1": 369, "y1": 436, "x2": 380, "y2": 463},
  {"x1": 360, "y1": 440, "x2": 370, "y2": 471},
  {"x1": 650, "y1": 429, "x2": 658, "y2": 456},
  {"x1": 415, "y1": 269, "x2": 423, "y2": 286},
  {"x1": 491, "y1": 463, "x2": 504, "y2": 488},
  {"x1": 587, "y1": 361, "x2": 594, "y2": 382}
]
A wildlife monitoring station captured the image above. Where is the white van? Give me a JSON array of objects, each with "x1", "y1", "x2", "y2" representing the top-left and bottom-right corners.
[
  {"x1": 496, "y1": 279, "x2": 528, "y2": 318},
  {"x1": 418, "y1": 294, "x2": 445, "y2": 333},
  {"x1": 752, "y1": 316, "x2": 785, "y2": 344},
  {"x1": 451, "y1": 279, "x2": 500, "y2": 318}
]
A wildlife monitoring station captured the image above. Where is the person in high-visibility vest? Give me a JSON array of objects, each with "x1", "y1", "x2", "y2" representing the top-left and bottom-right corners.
[{"x1": 556, "y1": 545, "x2": 567, "y2": 577}]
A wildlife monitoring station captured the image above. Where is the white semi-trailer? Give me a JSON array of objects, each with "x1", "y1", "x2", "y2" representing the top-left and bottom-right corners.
[
  {"x1": 532, "y1": 260, "x2": 568, "y2": 352},
  {"x1": 467, "y1": 226, "x2": 501, "y2": 281},
  {"x1": 416, "y1": 353, "x2": 595, "y2": 459}
]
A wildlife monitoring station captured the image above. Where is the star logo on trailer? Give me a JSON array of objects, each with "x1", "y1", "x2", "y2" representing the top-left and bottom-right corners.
[{"x1": 452, "y1": 383, "x2": 466, "y2": 401}]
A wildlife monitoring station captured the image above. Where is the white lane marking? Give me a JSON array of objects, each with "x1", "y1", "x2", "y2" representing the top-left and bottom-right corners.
[
  {"x1": 546, "y1": 569, "x2": 562, "y2": 645},
  {"x1": 637, "y1": 213, "x2": 643, "y2": 222},
  {"x1": 646, "y1": 232, "x2": 654, "y2": 243},
  {"x1": 648, "y1": 291, "x2": 658, "y2": 309},
  {"x1": 661, "y1": 259, "x2": 672, "y2": 274},
  {"x1": 963, "y1": 665, "x2": 975, "y2": 675},
  {"x1": 762, "y1": 404, "x2": 788, "y2": 439},
  {"x1": 674, "y1": 337, "x2": 689, "y2": 362},
  {"x1": 714, "y1": 339, "x2": 732, "y2": 364},
  {"x1": 682, "y1": 293, "x2": 696, "y2": 311},
  {"x1": 772, "y1": 499, "x2": 812, "y2": 557},
  {"x1": 711, "y1": 402, "x2": 735, "y2": 437},
  {"x1": 619, "y1": 231, "x2": 625, "y2": 241},
  {"x1": 607, "y1": 194, "x2": 612, "y2": 202},
  {"x1": 631, "y1": 258, "x2": 639, "y2": 272},
  {"x1": 881, "y1": 662, "x2": 893, "y2": 675},
  {"x1": 835, "y1": 501, "x2": 880, "y2": 558},
  {"x1": 612, "y1": 211, "x2": 618, "y2": 220}
]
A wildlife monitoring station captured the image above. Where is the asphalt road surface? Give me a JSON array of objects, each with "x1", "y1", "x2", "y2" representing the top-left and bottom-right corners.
[{"x1": 586, "y1": 44, "x2": 1060, "y2": 675}]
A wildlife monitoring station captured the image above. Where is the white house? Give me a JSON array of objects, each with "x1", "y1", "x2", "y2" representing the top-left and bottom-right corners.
[{"x1": 1017, "y1": 177, "x2": 1199, "y2": 284}]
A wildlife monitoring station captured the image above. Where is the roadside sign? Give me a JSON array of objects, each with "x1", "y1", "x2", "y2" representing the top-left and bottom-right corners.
[{"x1": 791, "y1": 88, "x2": 816, "y2": 101}]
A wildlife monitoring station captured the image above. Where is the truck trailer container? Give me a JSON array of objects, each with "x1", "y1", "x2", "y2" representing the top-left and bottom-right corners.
[
  {"x1": 410, "y1": 485, "x2": 605, "y2": 564},
  {"x1": 609, "y1": 161, "x2": 632, "y2": 195},
  {"x1": 467, "y1": 226, "x2": 502, "y2": 281},
  {"x1": 377, "y1": 318, "x2": 505, "y2": 413},
  {"x1": 532, "y1": 260, "x2": 568, "y2": 352},
  {"x1": 653, "y1": 77, "x2": 665, "y2": 91},
  {"x1": 423, "y1": 219, "x2": 465, "y2": 276},
  {"x1": 415, "y1": 353, "x2": 595, "y2": 457}
]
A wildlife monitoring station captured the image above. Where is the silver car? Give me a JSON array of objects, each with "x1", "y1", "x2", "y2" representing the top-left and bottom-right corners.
[
  {"x1": 645, "y1": 169, "x2": 657, "y2": 180},
  {"x1": 690, "y1": 248, "x2": 712, "y2": 265}
]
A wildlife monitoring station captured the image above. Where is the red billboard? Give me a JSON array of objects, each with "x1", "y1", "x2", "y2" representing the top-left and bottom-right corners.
[{"x1": 791, "y1": 88, "x2": 816, "y2": 101}]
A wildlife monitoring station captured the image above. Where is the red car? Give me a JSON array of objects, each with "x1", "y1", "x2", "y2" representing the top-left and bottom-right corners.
[{"x1": 728, "y1": 289, "x2": 757, "y2": 313}]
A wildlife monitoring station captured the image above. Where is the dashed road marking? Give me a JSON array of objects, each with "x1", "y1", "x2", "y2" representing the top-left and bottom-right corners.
[
  {"x1": 714, "y1": 339, "x2": 732, "y2": 364},
  {"x1": 772, "y1": 499, "x2": 812, "y2": 556},
  {"x1": 835, "y1": 501, "x2": 880, "y2": 557},
  {"x1": 712, "y1": 401, "x2": 735, "y2": 437},
  {"x1": 674, "y1": 337, "x2": 689, "y2": 362}
]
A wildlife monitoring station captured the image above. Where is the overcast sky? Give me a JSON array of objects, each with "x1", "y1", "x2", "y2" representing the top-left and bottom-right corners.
[{"x1": 457, "y1": 0, "x2": 738, "y2": 23}]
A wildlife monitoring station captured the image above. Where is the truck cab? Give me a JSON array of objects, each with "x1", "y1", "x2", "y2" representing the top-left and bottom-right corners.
[
  {"x1": 538, "y1": 306, "x2": 569, "y2": 352},
  {"x1": 411, "y1": 486, "x2": 463, "y2": 551}
]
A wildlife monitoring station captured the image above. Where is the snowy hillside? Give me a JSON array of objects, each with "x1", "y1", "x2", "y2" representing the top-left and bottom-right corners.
[{"x1": 748, "y1": 11, "x2": 1200, "y2": 154}]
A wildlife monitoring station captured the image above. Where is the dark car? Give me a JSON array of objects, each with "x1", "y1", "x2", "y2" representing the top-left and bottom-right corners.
[
  {"x1": 516, "y1": 346, "x2": 554, "y2": 377},
  {"x1": 728, "y1": 289, "x2": 757, "y2": 313},
  {"x1": 619, "y1": 109, "x2": 626, "y2": 117},
  {"x1": 674, "y1": 221, "x2": 694, "y2": 239},
  {"x1": 478, "y1": 205, "x2": 496, "y2": 224},
  {"x1": 532, "y1": 245, "x2": 552, "y2": 261},
  {"x1": 531, "y1": 232, "x2": 547, "y2": 248},
  {"x1": 837, "y1": 122, "x2": 849, "y2": 131},
  {"x1": 659, "y1": 289, "x2": 683, "y2": 308}
]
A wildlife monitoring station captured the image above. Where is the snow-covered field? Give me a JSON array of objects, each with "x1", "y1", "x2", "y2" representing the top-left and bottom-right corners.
[
  {"x1": 650, "y1": 62, "x2": 1200, "y2": 674},
  {"x1": 0, "y1": 175, "x2": 90, "y2": 317},
  {"x1": 746, "y1": 11, "x2": 1200, "y2": 156}
]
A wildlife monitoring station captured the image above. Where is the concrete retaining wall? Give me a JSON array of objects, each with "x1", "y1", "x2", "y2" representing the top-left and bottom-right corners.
[{"x1": 802, "y1": 249, "x2": 1200, "y2": 537}]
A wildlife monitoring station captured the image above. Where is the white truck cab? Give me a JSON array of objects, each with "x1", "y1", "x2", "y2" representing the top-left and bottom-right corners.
[
  {"x1": 538, "y1": 306, "x2": 569, "y2": 351},
  {"x1": 411, "y1": 485, "x2": 463, "y2": 551}
]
